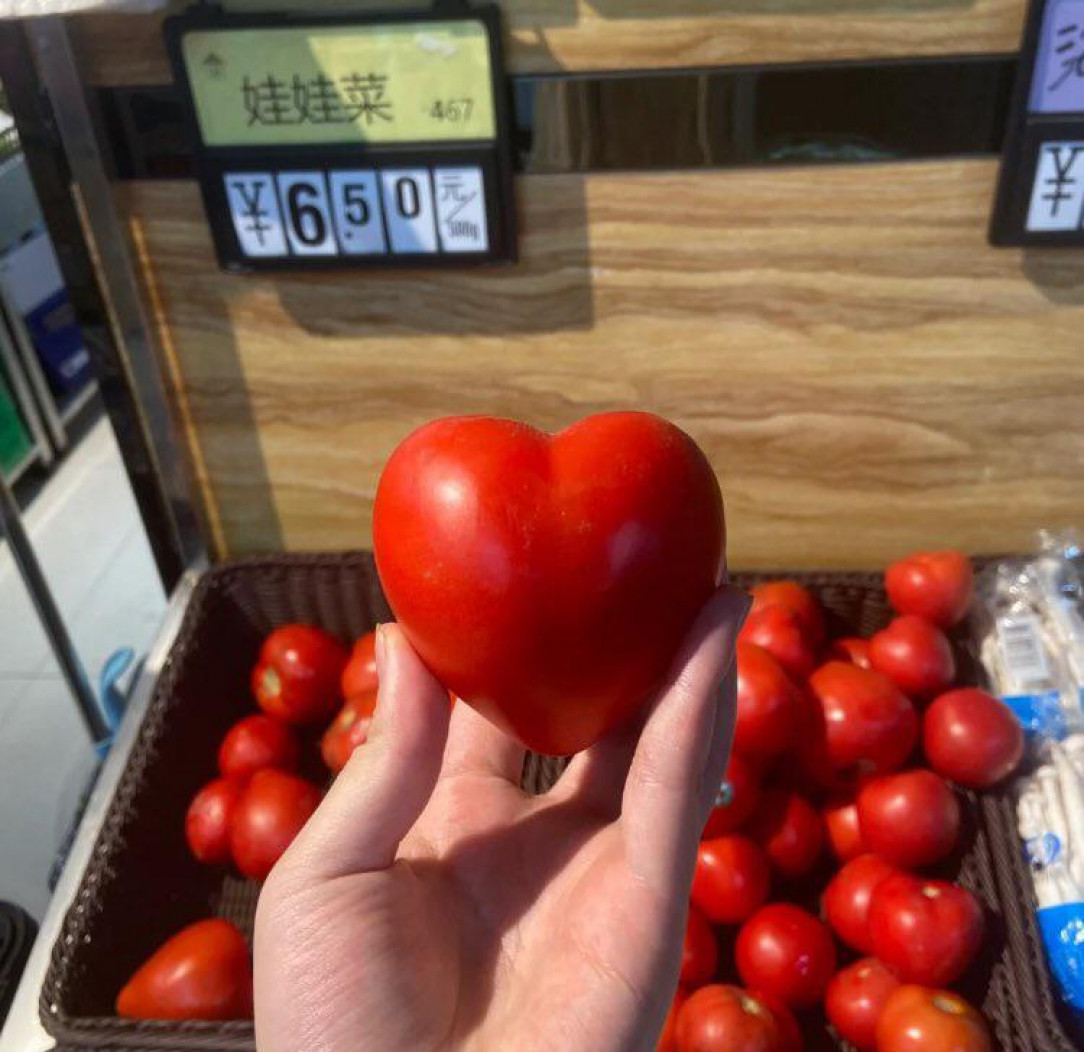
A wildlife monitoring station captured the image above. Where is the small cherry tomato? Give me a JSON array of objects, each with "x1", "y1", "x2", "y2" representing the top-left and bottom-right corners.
[
  {"x1": 321, "y1": 688, "x2": 378, "y2": 773},
  {"x1": 869, "y1": 616, "x2": 956, "y2": 698},
  {"x1": 252, "y1": 624, "x2": 348, "y2": 725},
  {"x1": 735, "y1": 643, "x2": 801, "y2": 761},
  {"x1": 746, "y1": 789, "x2": 823, "y2": 880},
  {"x1": 185, "y1": 777, "x2": 247, "y2": 866},
  {"x1": 923, "y1": 688, "x2": 1024, "y2": 788},
  {"x1": 885, "y1": 551, "x2": 973, "y2": 629},
  {"x1": 218, "y1": 714, "x2": 299, "y2": 780},
  {"x1": 230, "y1": 769, "x2": 322, "y2": 880},
  {"x1": 681, "y1": 905, "x2": 719, "y2": 988},
  {"x1": 692, "y1": 836, "x2": 771, "y2": 926},
  {"x1": 735, "y1": 904, "x2": 837, "y2": 1009},
  {"x1": 750, "y1": 581, "x2": 826, "y2": 650},
  {"x1": 676, "y1": 985, "x2": 792, "y2": 1052},
  {"x1": 823, "y1": 794, "x2": 867, "y2": 863},
  {"x1": 658, "y1": 988, "x2": 687, "y2": 1052},
  {"x1": 341, "y1": 631, "x2": 378, "y2": 700},
  {"x1": 830, "y1": 637, "x2": 871, "y2": 670},
  {"x1": 822, "y1": 854, "x2": 899, "y2": 955},
  {"x1": 740, "y1": 606, "x2": 817, "y2": 681},
  {"x1": 703, "y1": 754, "x2": 762, "y2": 838},
  {"x1": 857, "y1": 769, "x2": 960, "y2": 868},
  {"x1": 808, "y1": 662, "x2": 917, "y2": 774},
  {"x1": 876, "y1": 985, "x2": 991, "y2": 1052},
  {"x1": 824, "y1": 958, "x2": 900, "y2": 1051},
  {"x1": 869, "y1": 874, "x2": 984, "y2": 987}
]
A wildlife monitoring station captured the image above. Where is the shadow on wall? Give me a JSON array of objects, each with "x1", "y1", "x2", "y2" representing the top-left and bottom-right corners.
[{"x1": 1022, "y1": 251, "x2": 1084, "y2": 305}]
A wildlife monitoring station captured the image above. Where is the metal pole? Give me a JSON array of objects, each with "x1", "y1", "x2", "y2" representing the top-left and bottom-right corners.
[{"x1": 0, "y1": 472, "x2": 107, "y2": 744}]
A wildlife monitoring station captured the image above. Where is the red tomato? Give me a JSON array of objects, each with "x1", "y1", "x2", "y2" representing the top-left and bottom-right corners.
[
  {"x1": 735, "y1": 644, "x2": 801, "y2": 760},
  {"x1": 320, "y1": 688, "x2": 378, "y2": 773},
  {"x1": 230, "y1": 769, "x2": 322, "y2": 880},
  {"x1": 185, "y1": 777, "x2": 247, "y2": 866},
  {"x1": 822, "y1": 854, "x2": 899, "y2": 955},
  {"x1": 876, "y1": 986, "x2": 991, "y2": 1052},
  {"x1": 747, "y1": 991, "x2": 803, "y2": 1052},
  {"x1": 252, "y1": 624, "x2": 348, "y2": 725},
  {"x1": 857, "y1": 769, "x2": 960, "y2": 868},
  {"x1": 869, "y1": 875, "x2": 984, "y2": 986},
  {"x1": 808, "y1": 662, "x2": 917, "y2": 774},
  {"x1": 703, "y1": 754, "x2": 762, "y2": 837},
  {"x1": 374, "y1": 413, "x2": 724, "y2": 756},
  {"x1": 885, "y1": 551, "x2": 973, "y2": 629},
  {"x1": 692, "y1": 836, "x2": 771, "y2": 925},
  {"x1": 824, "y1": 958, "x2": 900, "y2": 1051},
  {"x1": 823, "y1": 794, "x2": 867, "y2": 863},
  {"x1": 740, "y1": 606, "x2": 816, "y2": 681},
  {"x1": 869, "y1": 616, "x2": 956, "y2": 698},
  {"x1": 218, "y1": 715, "x2": 299, "y2": 780},
  {"x1": 658, "y1": 988, "x2": 688, "y2": 1052},
  {"x1": 681, "y1": 905, "x2": 719, "y2": 988},
  {"x1": 735, "y1": 904, "x2": 837, "y2": 1009},
  {"x1": 746, "y1": 789, "x2": 823, "y2": 879},
  {"x1": 341, "y1": 631, "x2": 378, "y2": 700},
  {"x1": 830, "y1": 637, "x2": 871, "y2": 670},
  {"x1": 786, "y1": 689, "x2": 854, "y2": 795},
  {"x1": 923, "y1": 688, "x2": 1024, "y2": 789},
  {"x1": 116, "y1": 919, "x2": 252, "y2": 1020},
  {"x1": 750, "y1": 581, "x2": 826, "y2": 649},
  {"x1": 676, "y1": 985, "x2": 791, "y2": 1052}
]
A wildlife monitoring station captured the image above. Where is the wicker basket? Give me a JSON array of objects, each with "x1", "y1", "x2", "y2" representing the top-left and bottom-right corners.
[{"x1": 39, "y1": 553, "x2": 1079, "y2": 1050}]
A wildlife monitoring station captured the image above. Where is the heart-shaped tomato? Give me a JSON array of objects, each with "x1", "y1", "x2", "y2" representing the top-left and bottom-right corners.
[{"x1": 373, "y1": 413, "x2": 725, "y2": 754}]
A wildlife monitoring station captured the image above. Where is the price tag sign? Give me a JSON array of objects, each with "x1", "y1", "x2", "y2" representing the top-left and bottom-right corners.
[
  {"x1": 165, "y1": 5, "x2": 516, "y2": 271},
  {"x1": 991, "y1": 0, "x2": 1084, "y2": 245}
]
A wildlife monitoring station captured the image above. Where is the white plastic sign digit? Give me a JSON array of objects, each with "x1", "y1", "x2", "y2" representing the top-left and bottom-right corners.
[
  {"x1": 275, "y1": 172, "x2": 337, "y2": 256},
  {"x1": 328, "y1": 171, "x2": 387, "y2": 255},
  {"x1": 379, "y1": 169, "x2": 438, "y2": 253}
]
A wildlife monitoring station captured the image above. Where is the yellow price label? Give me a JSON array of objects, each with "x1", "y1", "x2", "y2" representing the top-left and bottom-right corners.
[{"x1": 182, "y1": 20, "x2": 496, "y2": 147}]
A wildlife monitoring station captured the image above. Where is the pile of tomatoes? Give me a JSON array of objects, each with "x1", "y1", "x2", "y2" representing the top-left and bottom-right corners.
[
  {"x1": 184, "y1": 624, "x2": 379, "y2": 880},
  {"x1": 664, "y1": 551, "x2": 1026, "y2": 1052},
  {"x1": 115, "y1": 625, "x2": 379, "y2": 1021}
]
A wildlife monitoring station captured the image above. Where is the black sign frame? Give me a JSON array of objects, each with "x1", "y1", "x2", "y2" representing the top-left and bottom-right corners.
[
  {"x1": 990, "y1": 0, "x2": 1084, "y2": 246},
  {"x1": 163, "y1": 3, "x2": 517, "y2": 271}
]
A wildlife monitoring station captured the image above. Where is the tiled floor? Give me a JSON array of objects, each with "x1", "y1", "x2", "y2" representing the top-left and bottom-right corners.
[{"x1": 0, "y1": 418, "x2": 165, "y2": 919}]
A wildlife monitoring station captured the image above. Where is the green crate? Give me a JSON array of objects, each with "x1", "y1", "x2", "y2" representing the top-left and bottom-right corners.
[{"x1": 0, "y1": 370, "x2": 31, "y2": 476}]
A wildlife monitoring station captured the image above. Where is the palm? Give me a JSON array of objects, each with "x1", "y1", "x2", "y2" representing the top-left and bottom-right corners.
[{"x1": 256, "y1": 590, "x2": 744, "y2": 1052}]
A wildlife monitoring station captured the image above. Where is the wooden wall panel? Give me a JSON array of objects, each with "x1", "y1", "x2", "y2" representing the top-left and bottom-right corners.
[
  {"x1": 120, "y1": 162, "x2": 1084, "y2": 569},
  {"x1": 69, "y1": 0, "x2": 1028, "y2": 84}
]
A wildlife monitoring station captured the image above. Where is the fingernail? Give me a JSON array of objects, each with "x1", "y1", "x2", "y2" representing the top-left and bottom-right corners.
[{"x1": 374, "y1": 623, "x2": 387, "y2": 676}]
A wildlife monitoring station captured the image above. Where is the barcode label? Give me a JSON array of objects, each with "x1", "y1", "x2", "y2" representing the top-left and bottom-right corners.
[{"x1": 997, "y1": 615, "x2": 1051, "y2": 685}]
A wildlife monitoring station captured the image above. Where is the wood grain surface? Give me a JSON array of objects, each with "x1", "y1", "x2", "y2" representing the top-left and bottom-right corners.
[
  {"x1": 118, "y1": 161, "x2": 1084, "y2": 569},
  {"x1": 68, "y1": 0, "x2": 1028, "y2": 85}
]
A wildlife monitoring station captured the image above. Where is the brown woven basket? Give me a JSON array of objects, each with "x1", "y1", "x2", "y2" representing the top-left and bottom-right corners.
[{"x1": 39, "y1": 553, "x2": 1079, "y2": 1051}]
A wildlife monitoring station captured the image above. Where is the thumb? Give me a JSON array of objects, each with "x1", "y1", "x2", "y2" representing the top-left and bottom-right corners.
[{"x1": 280, "y1": 623, "x2": 451, "y2": 881}]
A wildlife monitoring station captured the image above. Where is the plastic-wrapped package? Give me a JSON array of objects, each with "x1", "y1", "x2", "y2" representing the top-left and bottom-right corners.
[
  {"x1": 1036, "y1": 530, "x2": 1084, "y2": 710},
  {"x1": 1017, "y1": 736, "x2": 1084, "y2": 1014},
  {"x1": 975, "y1": 561, "x2": 1078, "y2": 741}
]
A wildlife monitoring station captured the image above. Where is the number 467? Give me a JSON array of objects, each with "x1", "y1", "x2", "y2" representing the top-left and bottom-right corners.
[{"x1": 429, "y1": 98, "x2": 473, "y2": 122}]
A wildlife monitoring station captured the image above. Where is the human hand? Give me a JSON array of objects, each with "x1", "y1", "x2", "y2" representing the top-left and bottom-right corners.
[{"x1": 254, "y1": 584, "x2": 749, "y2": 1051}]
